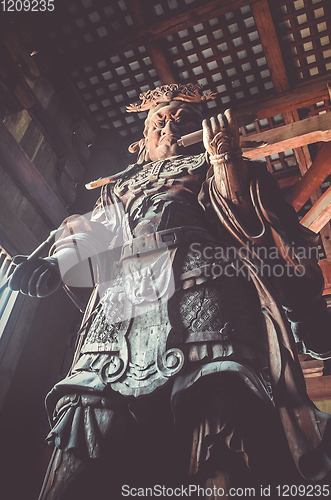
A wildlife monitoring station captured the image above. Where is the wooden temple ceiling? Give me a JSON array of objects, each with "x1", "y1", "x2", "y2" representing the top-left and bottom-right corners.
[
  {"x1": 1, "y1": 0, "x2": 331, "y2": 285},
  {"x1": 24, "y1": 0, "x2": 330, "y2": 182}
]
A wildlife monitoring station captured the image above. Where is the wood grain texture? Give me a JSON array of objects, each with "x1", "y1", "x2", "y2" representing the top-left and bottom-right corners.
[
  {"x1": 0, "y1": 119, "x2": 68, "y2": 228},
  {"x1": 251, "y1": 0, "x2": 290, "y2": 94},
  {"x1": 236, "y1": 75, "x2": 330, "y2": 121},
  {"x1": 146, "y1": 41, "x2": 176, "y2": 85},
  {"x1": 283, "y1": 111, "x2": 312, "y2": 175},
  {"x1": 243, "y1": 113, "x2": 331, "y2": 159},
  {"x1": 55, "y1": 0, "x2": 250, "y2": 72},
  {"x1": 305, "y1": 374, "x2": 331, "y2": 401},
  {"x1": 288, "y1": 142, "x2": 331, "y2": 212},
  {"x1": 126, "y1": 0, "x2": 176, "y2": 85},
  {"x1": 0, "y1": 195, "x2": 39, "y2": 255},
  {"x1": 300, "y1": 185, "x2": 331, "y2": 233}
]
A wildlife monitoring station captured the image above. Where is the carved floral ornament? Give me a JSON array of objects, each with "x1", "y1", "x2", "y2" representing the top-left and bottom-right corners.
[{"x1": 126, "y1": 83, "x2": 217, "y2": 113}]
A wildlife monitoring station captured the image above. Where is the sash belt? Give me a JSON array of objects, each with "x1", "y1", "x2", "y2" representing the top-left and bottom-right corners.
[{"x1": 121, "y1": 226, "x2": 215, "y2": 260}]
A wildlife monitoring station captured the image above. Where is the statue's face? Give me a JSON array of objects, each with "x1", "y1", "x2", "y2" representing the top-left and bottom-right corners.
[{"x1": 145, "y1": 102, "x2": 202, "y2": 161}]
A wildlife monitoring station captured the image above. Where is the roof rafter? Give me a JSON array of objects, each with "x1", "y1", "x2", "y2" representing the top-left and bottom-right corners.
[
  {"x1": 0, "y1": 119, "x2": 68, "y2": 228},
  {"x1": 126, "y1": 0, "x2": 176, "y2": 85},
  {"x1": 250, "y1": 0, "x2": 290, "y2": 94},
  {"x1": 236, "y1": 74, "x2": 330, "y2": 120},
  {"x1": 288, "y1": 142, "x2": 331, "y2": 212},
  {"x1": 301, "y1": 185, "x2": 331, "y2": 233},
  {"x1": 47, "y1": 0, "x2": 251, "y2": 72}
]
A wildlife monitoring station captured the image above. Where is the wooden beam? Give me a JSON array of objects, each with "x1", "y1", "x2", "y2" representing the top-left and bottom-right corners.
[
  {"x1": 27, "y1": 98, "x2": 68, "y2": 159},
  {"x1": 125, "y1": 0, "x2": 148, "y2": 29},
  {"x1": 251, "y1": 0, "x2": 290, "y2": 94},
  {"x1": 277, "y1": 174, "x2": 301, "y2": 190},
  {"x1": 283, "y1": 111, "x2": 312, "y2": 174},
  {"x1": 300, "y1": 358, "x2": 324, "y2": 378},
  {"x1": 243, "y1": 112, "x2": 331, "y2": 160},
  {"x1": 305, "y1": 375, "x2": 331, "y2": 401},
  {"x1": 318, "y1": 258, "x2": 331, "y2": 295},
  {"x1": 126, "y1": 0, "x2": 176, "y2": 85},
  {"x1": 317, "y1": 225, "x2": 331, "y2": 294},
  {"x1": 0, "y1": 119, "x2": 68, "y2": 228},
  {"x1": 1, "y1": 26, "x2": 72, "y2": 159},
  {"x1": 45, "y1": 0, "x2": 250, "y2": 72},
  {"x1": 320, "y1": 224, "x2": 331, "y2": 259},
  {"x1": 0, "y1": 195, "x2": 39, "y2": 255},
  {"x1": 13, "y1": 72, "x2": 69, "y2": 159},
  {"x1": 300, "y1": 185, "x2": 331, "y2": 233},
  {"x1": 236, "y1": 74, "x2": 330, "y2": 121},
  {"x1": 146, "y1": 41, "x2": 176, "y2": 85},
  {"x1": 288, "y1": 142, "x2": 331, "y2": 211},
  {"x1": 3, "y1": 23, "x2": 41, "y2": 81}
]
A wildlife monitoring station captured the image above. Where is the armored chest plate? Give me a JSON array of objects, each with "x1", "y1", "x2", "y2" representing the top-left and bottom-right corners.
[{"x1": 114, "y1": 153, "x2": 206, "y2": 197}]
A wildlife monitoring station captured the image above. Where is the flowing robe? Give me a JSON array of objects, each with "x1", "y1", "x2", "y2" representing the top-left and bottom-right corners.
[{"x1": 45, "y1": 154, "x2": 331, "y2": 481}]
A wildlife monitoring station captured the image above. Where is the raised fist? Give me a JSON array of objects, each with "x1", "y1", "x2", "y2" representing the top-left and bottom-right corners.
[
  {"x1": 202, "y1": 109, "x2": 240, "y2": 157},
  {"x1": 8, "y1": 256, "x2": 62, "y2": 298}
]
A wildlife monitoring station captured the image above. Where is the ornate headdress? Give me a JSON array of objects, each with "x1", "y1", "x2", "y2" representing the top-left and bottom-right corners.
[
  {"x1": 126, "y1": 83, "x2": 216, "y2": 164},
  {"x1": 126, "y1": 83, "x2": 216, "y2": 113}
]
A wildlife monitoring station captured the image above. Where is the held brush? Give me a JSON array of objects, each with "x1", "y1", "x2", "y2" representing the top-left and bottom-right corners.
[{"x1": 177, "y1": 129, "x2": 268, "y2": 150}]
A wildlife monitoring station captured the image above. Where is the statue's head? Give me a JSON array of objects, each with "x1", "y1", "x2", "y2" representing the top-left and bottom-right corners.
[{"x1": 127, "y1": 83, "x2": 216, "y2": 163}]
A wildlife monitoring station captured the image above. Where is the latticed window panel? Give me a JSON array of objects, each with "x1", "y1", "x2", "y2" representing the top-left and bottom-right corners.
[
  {"x1": 160, "y1": 4, "x2": 275, "y2": 114},
  {"x1": 297, "y1": 97, "x2": 331, "y2": 118},
  {"x1": 272, "y1": 0, "x2": 331, "y2": 82},
  {"x1": 240, "y1": 114, "x2": 300, "y2": 176},
  {"x1": 49, "y1": 0, "x2": 134, "y2": 54},
  {"x1": 239, "y1": 91, "x2": 331, "y2": 182},
  {"x1": 70, "y1": 46, "x2": 161, "y2": 136},
  {"x1": 44, "y1": 0, "x2": 158, "y2": 136},
  {"x1": 41, "y1": 0, "x2": 331, "y2": 139}
]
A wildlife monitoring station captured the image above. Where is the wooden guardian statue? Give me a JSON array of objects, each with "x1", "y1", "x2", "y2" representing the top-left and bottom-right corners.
[{"x1": 9, "y1": 83, "x2": 331, "y2": 498}]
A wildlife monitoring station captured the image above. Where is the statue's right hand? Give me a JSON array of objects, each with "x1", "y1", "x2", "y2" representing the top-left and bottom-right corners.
[{"x1": 8, "y1": 256, "x2": 62, "y2": 298}]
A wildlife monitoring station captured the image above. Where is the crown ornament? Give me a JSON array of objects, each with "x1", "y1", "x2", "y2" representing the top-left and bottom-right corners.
[{"x1": 126, "y1": 83, "x2": 216, "y2": 112}]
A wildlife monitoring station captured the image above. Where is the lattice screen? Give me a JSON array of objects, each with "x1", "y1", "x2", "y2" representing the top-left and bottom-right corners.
[
  {"x1": 40, "y1": 0, "x2": 331, "y2": 143},
  {"x1": 240, "y1": 113, "x2": 299, "y2": 177},
  {"x1": 50, "y1": 0, "x2": 134, "y2": 53},
  {"x1": 55, "y1": 2, "x2": 277, "y2": 137},
  {"x1": 160, "y1": 4, "x2": 274, "y2": 114},
  {"x1": 273, "y1": 0, "x2": 331, "y2": 82},
  {"x1": 240, "y1": 93, "x2": 331, "y2": 178},
  {"x1": 145, "y1": 0, "x2": 207, "y2": 23},
  {"x1": 70, "y1": 45, "x2": 159, "y2": 136}
]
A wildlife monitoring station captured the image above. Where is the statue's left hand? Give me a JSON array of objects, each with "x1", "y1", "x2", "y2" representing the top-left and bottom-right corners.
[
  {"x1": 202, "y1": 109, "x2": 240, "y2": 157},
  {"x1": 8, "y1": 256, "x2": 62, "y2": 298}
]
